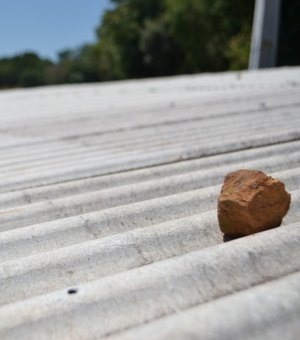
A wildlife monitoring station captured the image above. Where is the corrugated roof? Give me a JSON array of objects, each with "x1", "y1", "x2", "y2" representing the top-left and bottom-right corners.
[{"x1": 0, "y1": 67, "x2": 300, "y2": 339}]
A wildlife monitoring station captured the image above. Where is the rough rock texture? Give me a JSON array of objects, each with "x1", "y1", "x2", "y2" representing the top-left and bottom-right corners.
[{"x1": 218, "y1": 169, "x2": 291, "y2": 237}]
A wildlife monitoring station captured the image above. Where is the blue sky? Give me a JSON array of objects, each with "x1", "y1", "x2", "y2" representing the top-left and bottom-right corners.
[{"x1": 0, "y1": 0, "x2": 112, "y2": 60}]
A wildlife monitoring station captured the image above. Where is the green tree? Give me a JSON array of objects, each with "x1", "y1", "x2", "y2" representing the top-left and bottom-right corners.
[
  {"x1": 95, "y1": 0, "x2": 167, "y2": 80},
  {"x1": 0, "y1": 0, "x2": 256, "y2": 88},
  {"x1": 0, "y1": 52, "x2": 52, "y2": 88},
  {"x1": 95, "y1": 0, "x2": 255, "y2": 79},
  {"x1": 164, "y1": 0, "x2": 254, "y2": 72},
  {"x1": 140, "y1": 16, "x2": 183, "y2": 76}
]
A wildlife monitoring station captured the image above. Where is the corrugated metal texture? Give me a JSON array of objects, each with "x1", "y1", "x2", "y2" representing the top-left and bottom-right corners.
[{"x1": 0, "y1": 67, "x2": 299, "y2": 339}]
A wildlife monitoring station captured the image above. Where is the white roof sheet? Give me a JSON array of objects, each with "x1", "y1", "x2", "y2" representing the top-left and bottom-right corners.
[{"x1": 0, "y1": 67, "x2": 300, "y2": 339}]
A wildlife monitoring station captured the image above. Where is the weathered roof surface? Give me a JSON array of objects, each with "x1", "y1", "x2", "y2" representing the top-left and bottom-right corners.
[{"x1": 0, "y1": 67, "x2": 299, "y2": 339}]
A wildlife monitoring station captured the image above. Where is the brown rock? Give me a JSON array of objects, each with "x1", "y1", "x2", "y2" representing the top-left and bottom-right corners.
[{"x1": 218, "y1": 169, "x2": 291, "y2": 237}]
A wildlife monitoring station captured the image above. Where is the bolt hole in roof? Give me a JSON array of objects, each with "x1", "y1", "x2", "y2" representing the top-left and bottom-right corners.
[{"x1": 67, "y1": 289, "x2": 78, "y2": 295}]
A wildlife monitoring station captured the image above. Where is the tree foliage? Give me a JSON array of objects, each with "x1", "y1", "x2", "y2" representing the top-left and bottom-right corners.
[
  {"x1": 92, "y1": 0, "x2": 255, "y2": 80},
  {"x1": 0, "y1": 0, "x2": 256, "y2": 88},
  {"x1": 0, "y1": 52, "x2": 52, "y2": 88}
]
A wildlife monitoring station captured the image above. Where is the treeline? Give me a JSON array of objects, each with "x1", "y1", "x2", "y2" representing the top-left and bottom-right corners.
[{"x1": 0, "y1": 0, "x2": 255, "y2": 88}]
